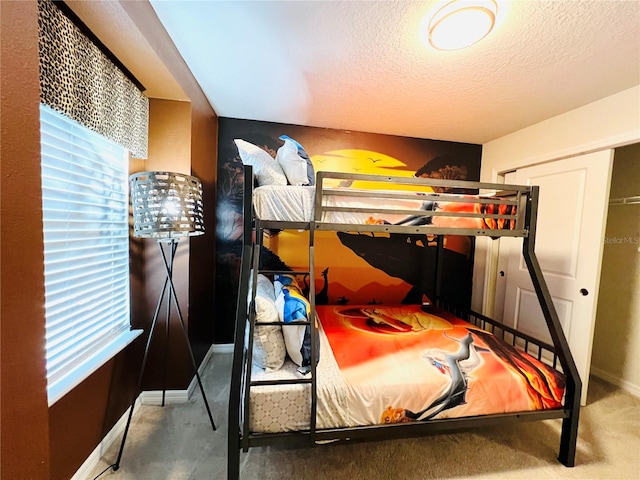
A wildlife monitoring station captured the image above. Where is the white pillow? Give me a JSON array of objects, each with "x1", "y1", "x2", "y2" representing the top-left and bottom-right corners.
[
  {"x1": 276, "y1": 136, "x2": 314, "y2": 186},
  {"x1": 249, "y1": 274, "x2": 286, "y2": 372},
  {"x1": 234, "y1": 139, "x2": 287, "y2": 186}
]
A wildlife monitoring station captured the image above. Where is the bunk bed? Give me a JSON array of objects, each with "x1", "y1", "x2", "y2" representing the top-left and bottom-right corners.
[{"x1": 228, "y1": 165, "x2": 581, "y2": 480}]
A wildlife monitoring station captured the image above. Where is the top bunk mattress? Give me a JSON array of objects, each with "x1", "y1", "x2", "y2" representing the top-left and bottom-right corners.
[
  {"x1": 252, "y1": 184, "x2": 520, "y2": 232},
  {"x1": 252, "y1": 185, "x2": 429, "y2": 225},
  {"x1": 253, "y1": 185, "x2": 315, "y2": 223}
]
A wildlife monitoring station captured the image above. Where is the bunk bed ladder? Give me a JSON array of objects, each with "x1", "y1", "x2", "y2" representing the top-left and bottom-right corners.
[
  {"x1": 256, "y1": 221, "x2": 320, "y2": 445},
  {"x1": 308, "y1": 222, "x2": 319, "y2": 445},
  {"x1": 523, "y1": 186, "x2": 581, "y2": 467},
  {"x1": 228, "y1": 240, "x2": 249, "y2": 480},
  {"x1": 240, "y1": 217, "x2": 264, "y2": 450},
  {"x1": 247, "y1": 216, "x2": 320, "y2": 447},
  {"x1": 228, "y1": 166, "x2": 255, "y2": 480},
  {"x1": 433, "y1": 235, "x2": 444, "y2": 306}
]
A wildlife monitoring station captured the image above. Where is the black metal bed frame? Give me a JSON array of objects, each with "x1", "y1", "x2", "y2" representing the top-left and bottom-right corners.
[{"x1": 228, "y1": 165, "x2": 581, "y2": 479}]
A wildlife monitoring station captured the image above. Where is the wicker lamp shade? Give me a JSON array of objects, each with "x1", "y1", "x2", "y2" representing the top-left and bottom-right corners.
[{"x1": 130, "y1": 171, "x2": 204, "y2": 239}]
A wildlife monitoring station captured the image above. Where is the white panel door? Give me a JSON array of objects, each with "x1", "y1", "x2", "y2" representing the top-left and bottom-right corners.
[{"x1": 502, "y1": 150, "x2": 613, "y2": 404}]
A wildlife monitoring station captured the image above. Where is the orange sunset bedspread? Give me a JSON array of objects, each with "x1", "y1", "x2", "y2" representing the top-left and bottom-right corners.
[{"x1": 316, "y1": 304, "x2": 565, "y2": 426}]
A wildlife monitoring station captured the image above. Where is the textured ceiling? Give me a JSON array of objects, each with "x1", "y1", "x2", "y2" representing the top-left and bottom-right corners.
[{"x1": 145, "y1": 1, "x2": 640, "y2": 144}]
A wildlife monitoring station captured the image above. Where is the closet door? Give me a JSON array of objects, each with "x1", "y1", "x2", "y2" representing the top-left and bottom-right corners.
[{"x1": 501, "y1": 150, "x2": 613, "y2": 404}]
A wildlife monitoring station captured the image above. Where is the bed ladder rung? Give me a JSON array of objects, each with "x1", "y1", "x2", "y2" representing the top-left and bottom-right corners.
[
  {"x1": 250, "y1": 378, "x2": 313, "y2": 387},
  {"x1": 258, "y1": 269, "x2": 311, "y2": 276},
  {"x1": 256, "y1": 320, "x2": 311, "y2": 326}
]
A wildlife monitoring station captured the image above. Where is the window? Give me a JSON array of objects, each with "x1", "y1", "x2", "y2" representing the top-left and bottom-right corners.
[{"x1": 40, "y1": 104, "x2": 141, "y2": 405}]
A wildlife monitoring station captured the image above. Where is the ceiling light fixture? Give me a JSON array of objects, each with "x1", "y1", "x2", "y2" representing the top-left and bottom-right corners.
[{"x1": 428, "y1": 0, "x2": 498, "y2": 51}]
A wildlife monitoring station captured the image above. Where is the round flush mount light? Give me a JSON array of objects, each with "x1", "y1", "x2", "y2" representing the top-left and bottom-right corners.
[{"x1": 428, "y1": 0, "x2": 498, "y2": 51}]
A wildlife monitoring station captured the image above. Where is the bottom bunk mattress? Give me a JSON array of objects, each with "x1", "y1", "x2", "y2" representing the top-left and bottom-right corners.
[{"x1": 248, "y1": 304, "x2": 565, "y2": 433}]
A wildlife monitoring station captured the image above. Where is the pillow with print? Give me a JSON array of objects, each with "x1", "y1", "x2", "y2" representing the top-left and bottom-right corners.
[
  {"x1": 275, "y1": 135, "x2": 315, "y2": 186},
  {"x1": 274, "y1": 274, "x2": 319, "y2": 373}
]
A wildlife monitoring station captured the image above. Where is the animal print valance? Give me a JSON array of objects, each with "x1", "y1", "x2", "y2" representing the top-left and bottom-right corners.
[{"x1": 38, "y1": 0, "x2": 149, "y2": 159}]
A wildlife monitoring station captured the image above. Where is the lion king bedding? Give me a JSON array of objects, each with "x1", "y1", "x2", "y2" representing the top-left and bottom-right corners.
[{"x1": 248, "y1": 304, "x2": 564, "y2": 433}]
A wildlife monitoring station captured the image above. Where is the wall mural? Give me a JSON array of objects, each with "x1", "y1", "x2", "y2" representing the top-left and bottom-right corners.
[{"x1": 215, "y1": 118, "x2": 482, "y2": 344}]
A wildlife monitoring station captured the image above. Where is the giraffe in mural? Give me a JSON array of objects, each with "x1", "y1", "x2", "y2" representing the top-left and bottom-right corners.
[
  {"x1": 316, "y1": 267, "x2": 329, "y2": 305},
  {"x1": 301, "y1": 273, "x2": 310, "y2": 299}
]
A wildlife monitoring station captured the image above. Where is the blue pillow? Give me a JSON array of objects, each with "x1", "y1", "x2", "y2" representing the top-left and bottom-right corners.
[
  {"x1": 274, "y1": 274, "x2": 319, "y2": 372},
  {"x1": 276, "y1": 135, "x2": 315, "y2": 186}
]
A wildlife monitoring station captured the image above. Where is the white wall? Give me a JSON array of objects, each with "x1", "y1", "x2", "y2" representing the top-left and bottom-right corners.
[
  {"x1": 475, "y1": 85, "x2": 640, "y2": 311},
  {"x1": 475, "y1": 85, "x2": 640, "y2": 395},
  {"x1": 479, "y1": 85, "x2": 640, "y2": 183}
]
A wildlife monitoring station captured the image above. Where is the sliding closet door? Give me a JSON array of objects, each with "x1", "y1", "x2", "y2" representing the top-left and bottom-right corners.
[{"x1": 501, "y1": 150, "x2": 614, "y2": 404}]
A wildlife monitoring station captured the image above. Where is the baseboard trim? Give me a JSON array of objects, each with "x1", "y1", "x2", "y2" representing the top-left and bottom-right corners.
[
  {"x1": 139, "y1": 389, "x2": 190, "y2": 405},
  {"x1": 140, "y1": 343, "x2": 216, "y2": 405},
  {"x1": 72, "y1": 344, "x2": 216, "y2": 478},
  {"x1": 187, "y1": 342, "x2": 216, "y2": 397},
  {"x1": 591, "y1": 366, "x2": 640, "y2": 398},
  {"x1": 213, "y1": 342, "x2": 234, "y2": 354}
]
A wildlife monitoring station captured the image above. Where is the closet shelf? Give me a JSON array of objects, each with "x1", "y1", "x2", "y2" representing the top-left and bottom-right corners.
[{"x1": 609, "y1": 196, "x2": 640, "y2": 205}]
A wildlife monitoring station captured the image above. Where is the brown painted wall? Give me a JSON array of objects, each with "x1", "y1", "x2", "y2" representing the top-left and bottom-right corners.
[
  {"x1": 121, "y1": 1, "x2": 219, "y2": 361},
  {"x1": 0, "y1": 1, "x2": 52, "y2": 477},
  {"x1": 137, "y1": 98, "x2": 195, "y2": 389},
  {"x1": 187, "y1": 99, "x2": 218, "y2": 361},
  {"x1": 48, "y1": 350, "x2": 140, "y2": 479},
  {"x1": 2, "y1": 2, "x2": 218, "y2": 478}
]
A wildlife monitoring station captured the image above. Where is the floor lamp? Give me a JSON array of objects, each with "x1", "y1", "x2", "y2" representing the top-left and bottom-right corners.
[{"x1": 113, "y1": 171, "x2": 216, "y2": 472}]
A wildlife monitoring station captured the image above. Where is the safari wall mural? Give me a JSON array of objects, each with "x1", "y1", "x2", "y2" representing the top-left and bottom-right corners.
[{"x1": 215, "y1": 117, "x2": 482, "y2": 343}]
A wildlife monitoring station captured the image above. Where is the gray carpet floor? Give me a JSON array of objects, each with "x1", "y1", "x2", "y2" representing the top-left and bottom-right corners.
[{"x1": 89, "y1": 352, "x2": 640, "y2": 480}]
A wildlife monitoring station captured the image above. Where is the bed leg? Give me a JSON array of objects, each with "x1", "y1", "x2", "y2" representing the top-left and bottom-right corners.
[
  {"x1": 558, "y1": 399, "x2": 580, "y2": 467},
  {"x1": 227, "y1": 396, "x2": 241, "y2": 480},
  {"x1": 227, "y1": 442, "x2": 240, "y2": 480}
]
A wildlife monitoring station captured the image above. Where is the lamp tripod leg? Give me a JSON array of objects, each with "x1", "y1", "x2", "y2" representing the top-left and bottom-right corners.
[
  {"x1": 113, "y1": 238, "x2": 216, "y2": 473},
  {"x1": 161, "y1": 239, "x2": 217, "y2": 431},
  {"x1": 162, "y1": 242, "x2": 174, "y2": 407},
  {"x1": 175, "y1": 315, "x2": 217, "y2": 431},
  {"x1": 179, "y1": 320, "x2": 217, "y2": 431},
  {"x1": 112, "y1": 275, "x2": 169, "y2": 471}
]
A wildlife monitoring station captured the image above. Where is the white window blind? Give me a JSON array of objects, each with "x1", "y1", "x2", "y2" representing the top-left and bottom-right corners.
[{"x1": 41, "y1": 104, "x2": 138, "y2": 405}]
